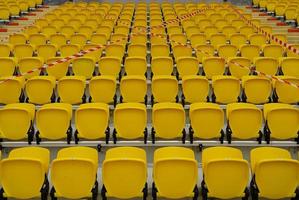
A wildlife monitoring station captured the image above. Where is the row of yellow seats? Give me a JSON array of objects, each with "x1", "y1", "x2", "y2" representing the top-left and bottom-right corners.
[
  {"x1": 0, "y1": 146, "x2": 298, "y2": 200},
  {"x1": 0, "y1": 0, "x2": 43, "y2": 20}
]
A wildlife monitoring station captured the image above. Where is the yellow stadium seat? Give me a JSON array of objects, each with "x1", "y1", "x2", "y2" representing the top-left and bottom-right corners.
[
  {"x1": 9, "y1": 33, "x2": 27, "y2": 45},
  {"x1": 176, "y1": 57, "x2": 199, "y2": 78},
  {"x1": 35, "y1": 19, "x2": 48, "y2": 28},
  {"x1": 240, "y1": 44, "x2": 260, "y2": 62},
  {"x1": 152, "y1": 102, "x2": 185, "y2": 141},
  {"x1": 202, "y1": 57, "x2": 225, "y2": 79},
  {"x1": 98, "y1": 57, "x2": 121, "y2": 77},
  {"x1": 230, "y1": 33, "x2": 247, "y2": 49},
  {"x1": 70, "y1": 34, "x2": 88, "y2": 47},
  {"x1": 60, "y1": 26, "x2": 75, "y2": 39},
  {"x1": 0, "y1": 57, "x2": 16, "y2": 77},
  {"x1": 204, "y1": 26, "x2": 218, "y2": 38},
  {"x1": 250, "y1": 147, "x2": 299, "y2": 199},
  {"x1": 221, "y1": 26, "x2": 238, "y2": 38},
  {"x1": 0, "y1": 103, "x2": 35, "y2": 142},
  {"x1": 263, "y1": 44, "x2": 284, "y2": 59},
  {"x1": 0, "y1": 8, "x2": 10, "y2": 21},
  {"x1": 286, "y1": 44, "x2": 299, "y2": 57},
  {"x1": 25, "y1": 76, "x2": 56, "y2": 104},
  {"x1": 89, "y1": 75, "x2": 117, "y2": 105},
  {"x1": 52, "y1": 19, "x2": 65, "y2": 30},
  {"x1": 0, "y1": 147, "x2": 50, "y2": 199},
  {"x1": 90, "y1": 33, "x2": 107, "y2": 45},
  {"x1": 190, "y1": 34, "x2": 207, "y2": 47},
  {"x1": 271, "y1": 34, "x2": 287, "y2": 44},
  {"x1": 49, "y1": 34, "x2": 67, "y2": 49},
  {"x1": 72, "y1": 57, "x2": 95, "y2": 79},
  {"x1": 105, "y1": 44, "x2": 125, "y2": 58},
  {"x1": 263, "y1": 103, "x2": 299, "y2": 141},
  {"x1": 273, "y1": 76, "x2": 299, "y2": 104},
  {"x1": 51, "y1": 147, "x2": 98, "y2": 199},
  {"x1": 209, "y1": 33, "x2": 227, "y2": 48},
  {"x1": 280, "y1": 57, "x2": 299, "y2": 78},
  {"x1": 127, "y1": 44, "x2": 147, "y2": 57},
  {"x1": 13, "y1": 44, "x2": 34, "y2": 60},
  {"x1": 249, "y1": 34, "x2": 267, "y2": 47},
  {"x1": 217, "y1": 44, "x2": 238, "y2": 60},
  {"x1": 36, "y1": 103, "x2": 72, "y2": 142},
  {"x1": 75, "y1": 103, "x2": 109, "y2": 142},
  {"x1": 120, "y1": 75, "x2": 147, "y2": 103},
  {"x1": 102, "y1": 147, "x2": 147, "y2": 199},
  {"x1": 239, "y1": 25, "x2": 256, "y2": 37},
  {"x1": 212, "y1": 75, "x2": 240, "y2": 104},
  {"x1": 195, "y1": 44, "x2": 215, "y2": 63},
  {"x1": 57, "y1": 76, "x2": 86, "y2": 104},
  {"x1": 46, "y1": 57, "x2": 69, "y2": 80},
  {"x1": 36, "y1": 44, "x2": 57, "y2": 61},
  {"x1": 0, "y1": 76, "x2": 24, "y2": 104},
  {"x1": 60, "y1": 44, "x2": 80, "y2": 57},
  {"x1": 226, "y1": 103, "x2": 262, "y2": 141},
  {"x1": 130, "y1": 34, "x2": 147, "y2": 45},
  {"x1": 151, "y1": 44, "x2": 170, "y2": 57},
  {"x1": 18, "y1": 57, "x2": 43, "y2": 79},
  {"x1": 202, "y1": 147, "x2": 249, "y2": 199},
  {"x1": 151, "y1": 34, "x2": 167, "y2": 44},
  {"x1": 254, "y1": 57, "x2": 278, "y2": 76},
  {"x1": 0, "y1": 44, "x2": 12, "y2": 57},
  {"x1": 172, "y1": 45, "x2": 193, "y2": 60},
  {"x1": 113, "y1": 103, "x2": 147, "y2": 142},
  {"x1": 41, "y1": 26, "x2": 57, "y2": 38},
  {"x1": 181, "y1": 75, "x2": 209, "y2": 104},
  {"x1": 168, "y1": 26, "x2": 183, "y2": 35},
  {"x1": 151, "y1": 57, "x2": 173, "y2": 76},
  {"x1": 242, "y1": 75, "x2": 272, "y2": 104},
  {"x1": 78, "y1": 25, "x2": 93, "y2": 38},
  {"x1": 114, "y1": 26, "x2": 130, "y2": 35},
  {"x1": 189, "y1": 102, "x2": 224, "y2": 142},
  {"x1": 28, "y1": 33, "x2": 47, "y2": 47},
  {"x1": 228, "y1": 57, "x2": 252, "y2": 79},
  {"x1": 153, "y1": 147, "x2": 198, "y2": 199},
  {"x1": 152, "y1": 75, "x2": 178, "y2": 104},
  {"x1": 185, "y1": 27, "x2": 202, "y2": 39}
]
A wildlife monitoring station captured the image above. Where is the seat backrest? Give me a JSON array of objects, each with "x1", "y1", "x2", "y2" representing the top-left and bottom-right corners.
[
  {"x1": 151, "y1": 57, "x2": 173, "y2": 75},
  {"x1": 0, "y1": 57, "x2": 15, "y2": 77},
  {"x1": 127, "y1": 44, "x2": 147, "y2": 57},
  {"x1": 98, "y1": 57, "x2": 121, "y2": 76},
  {"x1": 18, "y1": 57, "x2": 43, "y2": 79},
  {"x1": 254, "y1": 57, "x2": 278, "y2": 76},
  {"x1": 152, "y1": 75, "x2": 178, "y2": 102},
  {"x1": 114, "y1": 103, "x2": 147, "y2": 139},
  {"x1": 0, "y1": 158, "x2": 45, "y2": 199},
  {"x1": 57, "y1": 76, "x2": 86, "y2": 104},
  {"x1": 274, "y1": 77, "x2": 299, "y2": 103},
  {"x1": 228, "y1": 57, "x2": 251, "y2": 79},
  {"x1": 281, "y1": 58, "x2": 299, "y2": 78},
  {"x1": 202, "y1": 57, "x2": 225, "y2": 79},
  {"x1": 151, "y1": 44, "x2": 170, "y2": 57},
  {"x1": 182, "y1": 75, "x2": 209, "y2": 103},
  {"x1": 176, "y1": 57, "x2": 199, "y2": 77},
  {"x1": 120, "y1": 75, "x2": 147, "y2": 103},
  {"x1": 212, "y1": 76, "x2": 240, "y2": 104},
  {"x1": 36, "y1": 44, "x2": 57, "y2": 61},
  {"x1": 14, "y1": 44, "x2": 34, "y2": 60},
  {"x1": 72, "y1": 57, "x2": 95, "y2": 79},
  {"x1": 60, "y1": 44, "x2": 80, "y2": 57},
  {"x1": 89, "y1": 76, "x2": 116, "y2": 103},
  {"x1": 189, "y1": 103, "x2": 224, "y2": 139}
]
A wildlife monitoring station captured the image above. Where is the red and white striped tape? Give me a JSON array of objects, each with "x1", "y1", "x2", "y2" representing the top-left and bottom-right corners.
[{"x1": 230, "y1": 5, "x2": 299, "y2": 55}]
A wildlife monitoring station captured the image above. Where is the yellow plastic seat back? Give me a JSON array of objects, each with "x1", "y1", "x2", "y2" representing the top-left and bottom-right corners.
[
  {"x1": 36, "y1": 44, "x2": 57, "y2": 61},
  {"x1": 60, "y1": 44, "x2": 80, "y2": 57},
  {"x1": 230, "y1": 33, "x2": 247, "y2": 49},
  {"x1": 127, "y1": 44, "x2": 147, "y2": 57},
  {"x1": 202, "y1": 57, "x2": 225, "y2": 79},
  {"x1": 190, "y1": 33, "x2": 207, "y2": 47},
  {"x1": 103, "y1": 147, "x2": 147, "y2": 198},
  {"x1": 75, "y1": 103, "x2": 109, "y2": 139},
  {"x1": 264, "y1": 103, "x2": 299, "y2": 139},
  {"x1": 28, "y1": 34, "x2": 47, "y2": 47},
  {"x1": 18, "y1": 57, "x2": 43, "y2": 79},
  {"x1": 13, "y1": 44, "x2": 34, "y2": 60},
  {"x1": 72, "y1": 57, "x2": 95, "y2": 79},
  {"x1": 281, "y1": 58, "x2": 299, "y2": 78},
  {"x1": 189, "y1": 103, "x2": 224, "y2": 139},
  {"x1": 240, "y1": 45, "x2": 260, "y2": 62},
  {"x1": 37, "y1": 103, "x2": 72, "y2": 140},
  {"x1": 152, "y1": 75, "x2": 178, "y2": 102},
  {"x1": 89, "y1": 75, "x2": 116, "y2": 103},
  {"x1": 202, "y1": 147, "x2": 249, "y2": 199},
  {"x1": 182, "y1": 75, "x2": 209, "y2": 103},
  {"x1": 195, "y1": 45, "x2": 215, "y2": 63},
  {"x1": 176, "y1": 57, "x2": 199, "y2": 77},
  {"x1": 228, "y1": 57, "x2": 251, "y2": 79},
  {"x1": 51, "y1": 147, "x2": 98, "y2": 199},
  {"x1": 82, "y1": 44, "x2": 103, "y2": 62},
  {"x1": 114, "y1": 103, "x2": 147, "y2": 139},
  {"x1": 172, "y1": 45, "x2": 193, "y2": 60},
  {"x1": 263, "y1": 44, "x2": 284, "y2": 59},
  {"x1": 98, "y1": 57, "x2": 121, "y2": 76},
  {"x1": 57, "y1": 76, "x2": 86, "y2": 104},
  {"x1": 0, "y1": 103, "x2": 35, "y2": 140},
  {"x1": 151, "y1": 45, "x2": 170, "y2": 57},
  {"x1": 25, "y1": 76, "x2": 56, "y2": 104},
  {"x1": 274, "y1": 76, "x2": 299, "y2": 104},
  {"x1": 227, "y1": 103, "x2": 262, "y2": 139},
  {"x1": 0, "y1": 44, "x2": 12, "y2": 57},
  {"x1": 152, "y1": 103, "x2": 185, "y2": 139},
  {"x1": 153, "y1": 147, "x2": 198, "y2": 198},
  {"x1": 0, "y1": 57, "x2": 16, "y2": 77},
  {"x1": 120, "y1": 75, "x2": 147, "y2": 103},
  {"x1": 0, "y1": 147, "x2": 49, "y2": 199},
  {"x1": 254, "y1": 57, "x2": 278, "y2": 76},
  {"x1": 9, "y1": 33, "x2": 27, "y2": 45},
  {"x1": 151, "y1": 57, "x2": 173, "y2": 76},
  {"x1": 46, "y1": 57, "x2": 69, "y2": 80},
  {"x1": 0, "y1": 76, "x2": 24, "y2": 104},
  {"x1": 124, "y1": 57, "x2": 147, "y2": 75},
  {"x1": 212, "y1": 75, "x2": 240, "y2": 104},
  {"x1": 242, "y1": 76, "x2": 272, "y2": 104},
  {"x1": 49, "y1": 34, "x2": 67, "y2": 49},
  {"x1": 218, "y1": 44, "x2": 238, "y2": 60}
]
